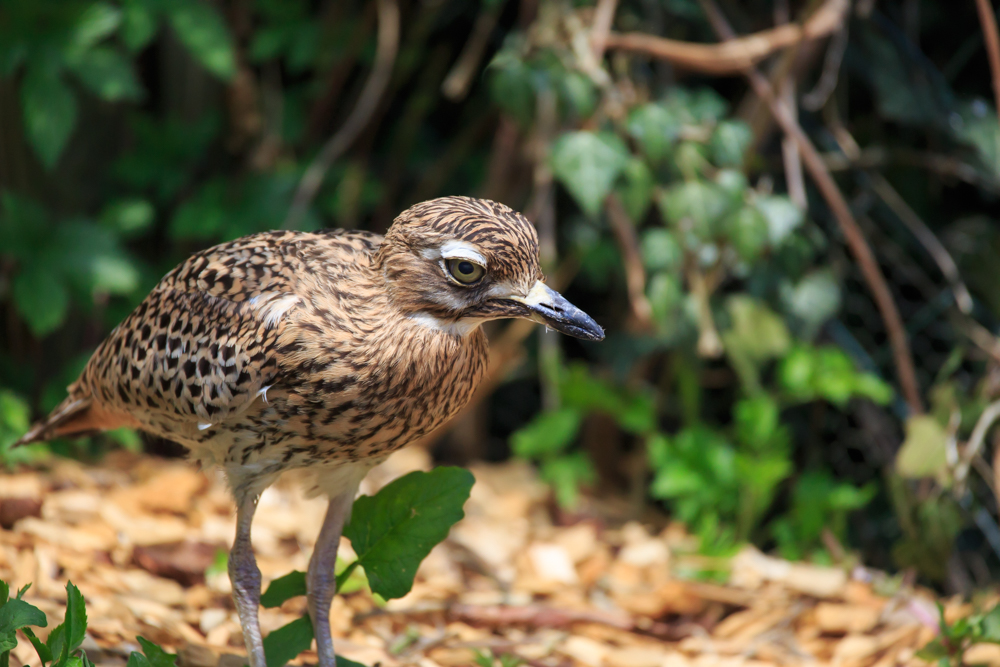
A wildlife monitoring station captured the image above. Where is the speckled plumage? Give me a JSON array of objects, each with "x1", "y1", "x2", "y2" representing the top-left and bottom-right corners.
[{"x1": 18, "y1": 196, "x2": 603, "y2": 667}]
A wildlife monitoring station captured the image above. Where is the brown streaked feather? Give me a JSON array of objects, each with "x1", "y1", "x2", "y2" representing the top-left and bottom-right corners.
[{"x1": 19, "y1": 197, "x2": 537, "y2": 496}]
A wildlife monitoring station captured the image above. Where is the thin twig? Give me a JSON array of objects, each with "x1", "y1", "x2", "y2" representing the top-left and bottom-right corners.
[
  {"x1": 974, "y1": 0, "x2": 1000, "y2": 126},
  {"x1": 955, "y1": 399, "x2": 1000, "y2": 493},
  {"x1": 773, "y1": 4, "x2": 807, "y2": 210},
  {"x1": 603, "y1": 0, "x2": 847, "y2": 75},
  {"x1": 590, "y1": 0, "x2": 620, "y2": 59},
  {"x1": 441, "y1": 0, "x2": 505, "y2": 101},
  {"x1": 605, "y1": 194, "x2": 653, "y2": 331},
  {"x1": 869, "y1": 174, "x2": 974, "y2": 314},
  {"x1": 696, "y1": 0, "x2": 925, "y2": 414},
  {"x1": 283, "y1": 0, "x2": 400, "y2": 230},
  {"x1": 802, "y1": 23, "x2": 849, "y2": 111}
]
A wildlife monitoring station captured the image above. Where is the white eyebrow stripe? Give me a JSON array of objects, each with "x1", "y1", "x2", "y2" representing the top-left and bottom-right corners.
[{"x1": 438, "y1": 240, "x2": 486, "y2": 266}]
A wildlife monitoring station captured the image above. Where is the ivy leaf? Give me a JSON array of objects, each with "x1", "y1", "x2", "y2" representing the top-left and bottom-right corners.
[
  {"x1": 754, "y1": 195, "x2": 803, "y2": 245},
  {"x1": 13, "y1": 267, "x2": 69, "y2": 337},
  {"x1": 164, "y1": 0, "x2": 236, "y2": 80},
  {"x1": 71, "y1": 47, "x2": 143, "y2": 101},
  {"x1": 343, "y1": 468, "x2": 474, "y2": 600},
  {"x1": 896, "y1": 415, "x2": 950, "y2": 480},
  {"x1": 20, "y1": 65, "x2": 78, "y2": 169},
  {"x1": 626, "y1": 103, "x2": 680, "y2": 164},
  {"x1": 551, "y1": 131, "x2": 630, "y2": 217},
  {"x1": 615, "y1": 158, "x2": 654, "y2": 223},
  {"x1": 710, "y1": 120, "x2": 753, "y2": 167},
  {"x1": 658, "y1": 180, "x2": 731, "y2": 240},
  {"x1": 640, "y1": 229, "x2": 682, "y2": 272},
  {"x1": 511, "y1": 407, "x2": 582, "y2": 459},
  {"x1": 722, "y1": 205, "x2": 769, "y2": 262},
  {"x1": 260, "y1": 571, "x2": 306, "y2": 608}
]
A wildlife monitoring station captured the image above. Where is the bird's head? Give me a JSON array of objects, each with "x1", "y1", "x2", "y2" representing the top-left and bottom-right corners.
[{"x1": 376, "y1": 196, "x2": 604, "y2": 341}]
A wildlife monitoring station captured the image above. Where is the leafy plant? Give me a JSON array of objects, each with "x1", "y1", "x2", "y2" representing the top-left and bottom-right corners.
[
  {"x1": 0, "y1": 578, "x2": 175, "y2": 667},
  {"x1": 918, "y1": 603, "x2": 1000, "y2": 666},
  {"x1": 258, "y1": 468, "x2": 474, "y2": 667}
]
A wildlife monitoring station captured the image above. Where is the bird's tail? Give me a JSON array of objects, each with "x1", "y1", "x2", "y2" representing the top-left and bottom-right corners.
[{"x1": 14, "y1": 383, "x2": 101, "y2": 446}]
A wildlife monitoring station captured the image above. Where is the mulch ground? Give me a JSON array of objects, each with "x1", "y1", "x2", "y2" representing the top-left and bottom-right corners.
[{"x1": 0, "y1": 449, "x2": 989, "y2": 667}]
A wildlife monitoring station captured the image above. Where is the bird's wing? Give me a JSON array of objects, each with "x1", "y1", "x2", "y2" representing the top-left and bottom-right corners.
[{"x1": 78, "y1": 231, "x2": 317, "y2": 432}]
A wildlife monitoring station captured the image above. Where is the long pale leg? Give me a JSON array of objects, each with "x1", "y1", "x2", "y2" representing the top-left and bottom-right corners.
[
  {"x1": 307, "y1": 491, "x2": 356, "y2": 667},
  {"x1": 230, "y1": 492, "x2": 266, "y2": 667}
]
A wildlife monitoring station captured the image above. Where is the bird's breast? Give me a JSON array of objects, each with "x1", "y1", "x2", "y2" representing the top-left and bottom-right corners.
[{"x1": 230, "y1": 319, "x2": 489, "y2": 467}]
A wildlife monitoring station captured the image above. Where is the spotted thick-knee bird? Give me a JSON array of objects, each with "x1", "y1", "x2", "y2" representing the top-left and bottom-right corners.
[{"x1": 17, "y1": 195, "x2": 603, "y2": 667}]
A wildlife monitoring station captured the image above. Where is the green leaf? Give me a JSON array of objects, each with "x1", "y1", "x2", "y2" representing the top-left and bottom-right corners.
[
  {"x1": 336, "y1": 657, "x2": 368, "y2": 667},
  {"x1": 734, "y1": 395, "x2": 785, "y2": 453},
  {"x1": 511, "y1": 408, "x2": 582, "y2": 459},
  {"x1": 723, "y1": 206, "x2": 769, "y2": 263},
  {"x1": 615, "y1": 158, "x2": 653, "y2": 223},
  {"x1": 68, "y1": 3, "x2": 122, "y2": 55},
  {"x1": 20, "y1": 627, "x2": 53, "y2": 665},
  {"x1": 754, "y1": 195, "x2": 803, "y2": 246},
  {"x1": 896, "y1": 416, "x2": 950, "y2": 480},
  {"x1": 540, "y1": 452, "x2": 595, "y2": 509},
  {"x1": 49, "y1": 582, "x2": 87, "y2": 665},
  {"x1": 100, "y1": 198, "x2": 155, "y2": 237},
  {"x1": 164, "y1": 0, "x2": 236, "y2": 80},
  {"x1": 640, "y1": 229, "x2": 682, "y2": 272},
  {"x1": 647, "y1": 272, "x2": 682, "y2": 324},
  {"x1": 136, "y1": 637, "x2": 177, "y2": 667},
  {"x1": 658, "y1": 181, "x2": 731, "y2": 240},
  {"x1": 260, "y1": 571, "x2": 307, "y2": 608},
  {"x1": 626, "y1": 103, "x2": 680, "y2": 163},
  {"x1": 781, "y1": 271, "x2": 840, "y2": 339},
  {"x1": 0, "y1": 598, "x2": 47, "y2": 634},
  {"x1": 710, "y1": 120, "x2": 753, "y2": 167},
  {"x1": 13, "y1": 267, "x2": 69, "y2": 337},
  {"x1": 0, "y1": 581, "x2": 7, "y2": 606},
  {"x1": 488, "y1": 51, "x2": 535, "y2": 127},
  {"x1": 952, "y1": 99, "x2": 1000, "y2": 180},
  {"x1": 90, "y1": 255, "x2": 140, "y2": 294},
  {"x1": 344, "y1": 467, "x2": 474, "y2": 600},
  {"x1": 121, "y1": 0, "x2": 159, "y2": 52},
  {"x1": 723, "y1": 296, "x2": 791, "y2": 363},
  {"x1": 551, "y1": 131, "x2": 630, "y2": 217},
  {"x1": 47, "y1": 623, "x2": 65, "y2": 664},
  {"x1": 20, "y1": 65, "x2": 78, "y2": 169},
  {"x1": 126, "y1": 652, "x2": 152, "y2": 667},
  {"x1": 71, "y1": 47, "x2": 142, "y2": 101},
  {"x1": 981, "y1": 605, "x2": 1000, "y2": 642},
  {"x1": 812, "y1": 348, "x2": 857, "y2": 406},
  {"x1": 558, "y1": 71, "x2": 597, "y2": 119},
  {"x1": 1, "y1": 630, "x2": 17, "y2": 654}
]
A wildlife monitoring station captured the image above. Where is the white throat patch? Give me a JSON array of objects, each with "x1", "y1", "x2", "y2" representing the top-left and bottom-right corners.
[{"x1": 409, "y1": 313, "x2": 484, "y2": 337}]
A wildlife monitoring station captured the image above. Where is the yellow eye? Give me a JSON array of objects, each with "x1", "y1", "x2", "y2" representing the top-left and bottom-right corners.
[{"x1": 446, "y1": 258, "x2": 486, "y2": 284}]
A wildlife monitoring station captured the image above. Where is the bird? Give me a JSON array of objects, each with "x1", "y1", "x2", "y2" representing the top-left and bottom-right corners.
[{"x1": 16, "y1": 196, "x2": 603, "y2": 667}]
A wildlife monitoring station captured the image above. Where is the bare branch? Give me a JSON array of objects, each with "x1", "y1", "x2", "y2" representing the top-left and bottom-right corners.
[
  {"x1": 975, "y1": 0, "x2": 1000, "y2": 126},
  {"x1": 603, "y1": 0, "x2": 847, "y2": 75}
]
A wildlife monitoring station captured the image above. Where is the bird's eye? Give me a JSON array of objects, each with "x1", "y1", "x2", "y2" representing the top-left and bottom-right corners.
[{"x1": 446, "y1": 258, "x2": 486, "y2": 284}]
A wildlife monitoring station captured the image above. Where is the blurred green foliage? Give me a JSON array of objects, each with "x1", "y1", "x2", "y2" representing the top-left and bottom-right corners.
[{"x1": 2, "y1": 0, "x2": 1000, "y2": 592}]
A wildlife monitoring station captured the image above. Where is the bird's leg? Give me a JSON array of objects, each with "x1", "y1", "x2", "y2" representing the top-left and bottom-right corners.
[
  {"x1": 307, "y1": 490, "x2": 355, "y2": 667},
  {"x1": 230, "y1": 492, "x2": 267, "y2": 667}
]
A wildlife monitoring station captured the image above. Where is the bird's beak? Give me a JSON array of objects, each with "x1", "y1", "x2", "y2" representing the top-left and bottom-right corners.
[{"x1": 507, "y1": 281, "x2": 605, "y2": 341}]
